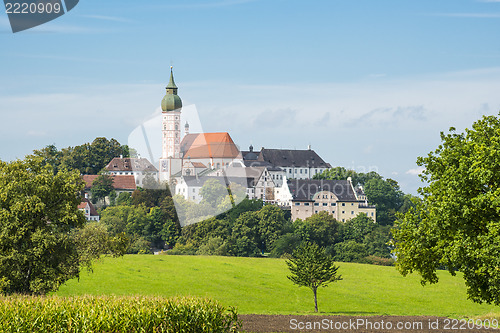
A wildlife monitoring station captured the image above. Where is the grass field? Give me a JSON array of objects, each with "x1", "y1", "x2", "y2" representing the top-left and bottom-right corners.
[{"x1": 55, "y1": 255, "x2": 499, "y2": 318}]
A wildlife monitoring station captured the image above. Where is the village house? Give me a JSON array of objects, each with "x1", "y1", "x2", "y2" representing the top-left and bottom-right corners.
[{"x1": 276, "y1": 177, "x2": 376, "y2": 222}]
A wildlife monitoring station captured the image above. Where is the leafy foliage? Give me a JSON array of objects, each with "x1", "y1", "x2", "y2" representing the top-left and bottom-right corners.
[
  {"x1": 32, "y1": 138, "x2": 129, "y2": 175},
  {"x1": 90, "y1": 174, "x2": 114, "y2": 205},
  {"x1": 71, "y1": 222, "x2": 128, "y2": 272},
  {"x1": 0, "y1": 296, "x2": 241, "y2": 332},
  {"x1": 286, "y1": 242, "x2": 342, "y2": 312},
  {"x1": 393, "y1": 114, "x2": 500, "y2": 304},
  {"x1": 0, "y1": 157, "x2": 86, "y2": 295}
]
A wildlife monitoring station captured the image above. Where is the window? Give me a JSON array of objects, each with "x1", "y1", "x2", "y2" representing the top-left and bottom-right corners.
[
  {"x1": 332, "y1": 210, "x2": 335, "y2": 214},
  {"x1": 192, "y1": 189, "x2": 195, "y2": 192},
  {"x1": 304, "y1": 202, "x2": 310, "y2": 206},
  {"x1": 300, "y1": 169, "x2": 303, "y2": 174},
  {"x1": 371, "y1": 212, "x2": 374, "y2": 216},
  {"x1": 351, "y1": 211, "x2": 354, "y2": 215},
  {"x1": 193, "y1": 196, "x2": 195, "y2": 200},
  {"x1": 314, "y1": 203, "x2": 319, "y2": 206},
  {"x1": 323, "y1": 203, "x2": 328, "y2": 206},
  {"x1": 295, "y1": 202, "x2": 300, "y2": 206},
  {"x1": 342, "y1": 203, "x2": 345, "y2": 206},
  {"x1": 342, "y1": 219, "x2": 345, "y2": 222},
  {"x1": 331, "y1": 203, "x2": 336, "y2": 206},
  {"x1": 342, "y1": 211, "x2": 345, "y2": 214},
  {"x1": 351, "y1": 203, "x2": 354, "y2": 206},
  {"x1": 305, "y1": 169, "x2": 308, "y2": 174},
  {"x1": 315, "y1": 210, "x2": 318, "y2": 214}
]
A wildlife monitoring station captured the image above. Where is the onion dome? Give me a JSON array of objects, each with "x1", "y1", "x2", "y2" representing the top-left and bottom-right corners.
[{"x1": 161, "y1": 67, "x2": 182, "y2": 112}]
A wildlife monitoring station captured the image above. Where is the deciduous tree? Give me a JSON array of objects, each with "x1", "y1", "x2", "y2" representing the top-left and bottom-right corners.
[
  {"x1": 286, "y1": 242, "x2": 342, "y2": 312},
  {"x1": 0, "y1": 157, "x2": 86, "y2": 295},
  {"x1": 393, "y1": 114, "x2": 500, "y2": 304}
]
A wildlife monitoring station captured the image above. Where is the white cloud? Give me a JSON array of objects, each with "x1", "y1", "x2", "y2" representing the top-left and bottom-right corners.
[
  {"x1": 406, "y1": 167, "x2": 425, "y2": 176},
  {"x1": 2, "y1": 67, "x2": 500, "y2": 194}
]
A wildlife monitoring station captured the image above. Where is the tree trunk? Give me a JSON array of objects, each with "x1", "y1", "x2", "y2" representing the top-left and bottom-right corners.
[{"x1": 313, "y1": 287, "x2": 318, "y2": 312}]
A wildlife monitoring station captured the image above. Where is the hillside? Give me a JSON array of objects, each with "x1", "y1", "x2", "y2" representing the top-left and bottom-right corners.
[{"x1": 55, "y1": 255, "x2": 497, "y2": 317}]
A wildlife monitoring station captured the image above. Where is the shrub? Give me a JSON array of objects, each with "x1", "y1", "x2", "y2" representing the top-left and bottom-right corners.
[
  {"x1": 0, "y1": 295, "x2": 241, "y2": 332},
  {"x1": 362, "y1": 255, "x2": 395, "y2": 266},
  {"x1": 166, "y1": 241, "x2": 198, "y2": 255}
]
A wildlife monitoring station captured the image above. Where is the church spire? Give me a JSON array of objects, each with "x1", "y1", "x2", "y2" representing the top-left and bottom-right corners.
[
  {"x1": 161, "y1": 66, "x2": 182, "y2": 112},
  {"x1": 166, "y1": 66, "x2": 178, "y2": 89}
]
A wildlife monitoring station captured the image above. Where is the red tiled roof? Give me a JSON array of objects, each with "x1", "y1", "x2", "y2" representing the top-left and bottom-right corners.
[
  {"x1": 82, "y1": 175, "x2": 137, "y2": 191},
  {"x1": 192, "y1": 162, "x2": 207, "y2": 168},
  {"x1": 79, "y1": 198, "x2": 99, "y2": 217},
  {"x1": 180, "y1": 132, "x2": 240, "y2": 159},
  {"x1": 105, "y1": 157, "x2": 158, "y2": 172}
]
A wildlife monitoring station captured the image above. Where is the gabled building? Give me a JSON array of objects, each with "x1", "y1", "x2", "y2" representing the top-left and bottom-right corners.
[
  {"x1": 82, "y1": 175, "x2": 137, "y2": 206},
  {"x1": 175, "y1": 175, "x2": 252, "y2": 203},
  {"x1": 241, "y1": 145, "x2": 331, "y2": 180},
  {"x1": 105, "y1": 157, "x2": 158, "y2": 187},
  {"x1": 279, "y1": 177, "x2": 376, "y2": 222},
  {"x1": 78, "y1": 197, "x2": 100, "y2": 221},
  {"x1": 180, "y1": 132, "x2": 240, "y2": 170}
]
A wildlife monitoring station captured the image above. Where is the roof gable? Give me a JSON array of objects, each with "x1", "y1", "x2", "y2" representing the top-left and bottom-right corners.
[
  {"x1": 288, "y1": 179, "x2": 357, "y2": 201},
  {"x1": 180, "y1": 132, "x2": 240, "y2": 159},
  {"x1": 259, "y1": 148, "x2": 331, "y2": 168},
  {"x1": 106, "y1": 157, "x2": 158, "y2": 173},
  {"x1": 82, "y1": 175, "x2": 137, "y2": 191}
]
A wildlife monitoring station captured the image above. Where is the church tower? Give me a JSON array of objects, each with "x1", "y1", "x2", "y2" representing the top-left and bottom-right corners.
[{"x1": 159, "y1": 67, "x2": 183, "y2": 182}]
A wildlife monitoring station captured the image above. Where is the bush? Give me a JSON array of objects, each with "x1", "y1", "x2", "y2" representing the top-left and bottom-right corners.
[
  {"x1": 0, "y1": 295, "x2": 241, "y2": 332},
  {"x1": 166, "y1": 242, "x2": 198, "y2": 255},
  {"x1": 334, "y1": 240, "x2": 369, "y2": 263},
  {"x1": 362, "y1": 255, "x2": 395, "y2": 266},
  {"x1": 196, "y1": 237, "x2": 230, "y2": 256}
]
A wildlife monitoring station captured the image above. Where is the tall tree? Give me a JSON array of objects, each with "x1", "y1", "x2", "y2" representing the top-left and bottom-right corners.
[
  {"x1": 286, "y1": 242, "x2": 342, "y2": 312},
  {"x1": 256, "y1": 205, "x2": 287, "y2": 253},
  {"x1": 364, "y1": 178, "x2": 403, "y2": 225},
  {"x1": 393, "y1": 114, "x2": 500, "y2": 304},
  {"x1": 0, "y1": 157, "x2": 86, "y2": 295},
  {"x1": 90, "y1": 174, "x2": 115, "y2": 205}
]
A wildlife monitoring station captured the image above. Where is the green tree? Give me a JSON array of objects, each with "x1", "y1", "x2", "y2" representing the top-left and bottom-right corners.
[
  {"x1": 341, "y1": 213, "x2": 375, "y2": 243},
  {"x1": 90, "y1": 174, "x2": 115, "y2": 205},
  {"x1": 230, "y1": 211, "x2": 261, "y2": 257},
  {"x1": 57, "y1": 137, "x2": 126, "y2": 175},
  {"x1": 0, "y1": 157, "x2": 86, "y2": 295},
  {"x1": 286, "y1": 242, "x2": 342, "y2": 312},
  {"x1": 116, "y1": 192, "x2": 133, "y2": 206},
  {"x1": 314, "y1": 167, "x2": 382, "y2": 186},
  {"x1": 256, "y1": 205, "x2": 287, "y2": 253},
  {"x1": 334, "y1": 240, "x2": 369, "y2": 262},
  {"x1": 200, "y1": 179, "x2": 228, "y2": 207},
  {"x1": 363, "y1": 225, "x2": 392, "y2": 259},
  {"x1": 393, "y1": 114, "x2": 500, "y2": 304},
  {"x1": 30, "y1": 144, "x2": 62, "y2": 173},
  {"x1": 294, "y1": 212, "x2": 340, "y2": 248},
  {"x1": 364, "y1": 178, "x2": 403, "y2": 225},
  {"x1": 71, "y1": 222, "x2": 128, "y2": 272}
]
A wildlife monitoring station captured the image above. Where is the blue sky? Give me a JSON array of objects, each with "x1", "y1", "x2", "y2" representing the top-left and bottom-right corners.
[{"x1": 2, "y1": 0, "x2": 500, "y2": 194}]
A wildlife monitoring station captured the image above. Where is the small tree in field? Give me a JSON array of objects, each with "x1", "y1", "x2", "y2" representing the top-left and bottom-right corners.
[{"x1": 286, "y1": 242, "x2": 342, "y2": 312}]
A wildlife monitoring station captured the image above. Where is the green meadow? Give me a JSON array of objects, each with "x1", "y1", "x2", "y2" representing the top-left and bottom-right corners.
[{"x1": 55, "y1": 255, "x2": 498, "y2": 318}]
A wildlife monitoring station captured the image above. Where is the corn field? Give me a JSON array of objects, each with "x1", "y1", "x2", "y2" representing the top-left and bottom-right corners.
[{"x1": 0, "y1": 295, "x2": 241, "y2": 332}]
